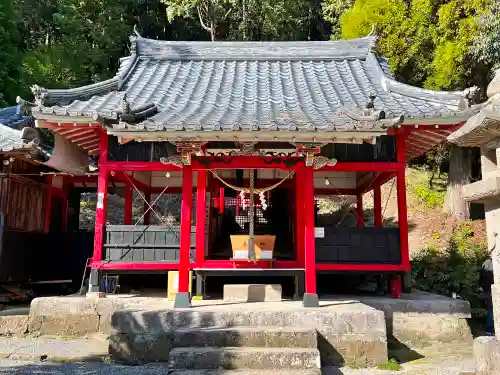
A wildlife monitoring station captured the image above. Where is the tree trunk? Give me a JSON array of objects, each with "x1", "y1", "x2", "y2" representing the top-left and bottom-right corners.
[{"x1": 444, "y1": 144, "x2": 471, "y2": 220}]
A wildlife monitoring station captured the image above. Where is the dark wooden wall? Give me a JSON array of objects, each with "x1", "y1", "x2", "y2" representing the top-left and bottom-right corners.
[
  {"x1": 315, "y1": 227, "x2": 401, "y2": 264},
  {"x1": 0, "y1": 175, "x2": 46, "y2": 232},
  {"x1": 104, "y1": 225, "x2": 196, "y2": 262}
]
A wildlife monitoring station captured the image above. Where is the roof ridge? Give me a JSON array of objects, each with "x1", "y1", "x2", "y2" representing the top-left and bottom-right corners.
[{"x1": 129, "y1": 35, "x2": 376, "y2": 61}]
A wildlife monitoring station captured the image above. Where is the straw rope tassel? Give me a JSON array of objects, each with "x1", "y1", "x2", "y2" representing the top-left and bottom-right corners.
[{"x1": 248, "y1": 169, "x2": 255, "y2": 262}]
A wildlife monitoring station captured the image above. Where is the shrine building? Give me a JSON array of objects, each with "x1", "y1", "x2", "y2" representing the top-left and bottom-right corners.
[{"x1": 29, "y1": 36, "x2": 477, "y2": 307}]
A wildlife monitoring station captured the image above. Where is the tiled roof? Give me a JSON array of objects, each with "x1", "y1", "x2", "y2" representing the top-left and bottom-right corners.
[
  {"x1": 0, "y1": 105, "x2": 33, "y2": 129},
  {"x1": 0, "y1": 125, "x2": 23, "y2": 152},
  {"x1": 448, "y1": 96, "x2": 500, "y2": 147},
  {"x1": 0, "y1": 106, "x2": 34, "y2": 152},
  {"x1": 32, "y1": 36, "x2": 475, "y2": 134}
]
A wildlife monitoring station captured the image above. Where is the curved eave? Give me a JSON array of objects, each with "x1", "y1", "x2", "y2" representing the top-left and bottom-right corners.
[{"x1": 448, "y1": 113, "x2": 500, "y2": 148}]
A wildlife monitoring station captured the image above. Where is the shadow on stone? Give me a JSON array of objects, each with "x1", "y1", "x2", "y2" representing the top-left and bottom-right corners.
[{"x1": 387, "y1": 334, "x2": 424, "y2": 364}]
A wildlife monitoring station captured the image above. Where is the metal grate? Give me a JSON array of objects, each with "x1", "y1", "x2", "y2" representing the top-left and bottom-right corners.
[{"x1": 223, "y1": 197, "x2": 271, "y2": 230}]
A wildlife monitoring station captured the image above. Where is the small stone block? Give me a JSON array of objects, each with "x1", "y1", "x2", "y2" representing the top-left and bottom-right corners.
[
  {"x1": 474, "y1": 336, "x2": 500, "y2": 375},
  {"x1": 86, "y1": 292, "x2": 106, "y2": 299},
  {"x1": 223, "y1": 284, "x2": 282, "y2": 302}
]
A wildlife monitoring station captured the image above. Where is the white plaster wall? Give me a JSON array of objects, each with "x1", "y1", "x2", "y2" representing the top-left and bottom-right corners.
[{"x1": 313, "y1": 171, "x2": 356, "y2": 189}]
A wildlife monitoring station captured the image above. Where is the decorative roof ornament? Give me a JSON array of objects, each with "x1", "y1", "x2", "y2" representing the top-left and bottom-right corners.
[
  {"x1": 312, "y1": 156, "x2": 337, "y2": 170},
  {"x1": 31, "y1": 85, "x2": 48, "y2": 107},
  {"x1": 133, "y1": 24, "x2": 142, "y2": 38},
  {"x1": 120, "y1": 92, "x2": 131, "y2": 115}
]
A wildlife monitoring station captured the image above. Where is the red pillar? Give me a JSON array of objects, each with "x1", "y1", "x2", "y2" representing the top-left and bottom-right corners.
[
  {"x1": 303, "y1": 166, "x2": 319, "y2": 307},
  {"x1": 90, "y1": 131, "x2": 109, "y2": 293},
  {"x1": 143, "y1": 192, "x2": 151, "y2": 225},
  {"x1": 174, "y1": 165, "x2": 193, "y2": 308},
  {"x1": 295, "y1": 172, "x2": 305, "y2": 265},
  {"x1": 356, "y1": 193, "x2": 364, "y2": 227},
  {"x1": 374, "y1": 183, "x2": 382, "y2": 227},
  {"x1": 124, "y1": 182, "x2": 133, "y2": 225},
  {"x1": 396, "y1": 134, "x2": 410, "y2": 270},
  {"x1": 196, "y1": 171, "x2": 207, "y2": 267}
]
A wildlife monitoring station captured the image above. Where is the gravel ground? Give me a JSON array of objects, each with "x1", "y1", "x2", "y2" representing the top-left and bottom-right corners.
[{"x1": 0, "y1": 336, "x2": 476, "y2": 375}]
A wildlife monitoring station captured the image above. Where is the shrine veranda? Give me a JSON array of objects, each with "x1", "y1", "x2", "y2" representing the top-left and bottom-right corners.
[{"x1": 27, "y1": 35, "x2": 479, "y2": 307}]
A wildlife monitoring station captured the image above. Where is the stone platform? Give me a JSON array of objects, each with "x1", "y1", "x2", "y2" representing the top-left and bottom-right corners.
[{"x1": 16, "y1": 292, "x2": 472, "y2": 368}]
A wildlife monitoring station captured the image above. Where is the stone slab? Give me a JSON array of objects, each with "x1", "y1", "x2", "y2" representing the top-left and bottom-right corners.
[
  {"x1": 110, "y1": 303, "x2": 387, "y2": 366},
  {"x1": 223, "y1": 284, "x2": 282, "y2": 302},
  {"x1": 28, "y1": 297, "x2": 99, "y2": 336},
  {"x1": 474, "y1": 336, "x2": 500, "y2": 375},
  {"x1": 353, "y1": 292, "x2": 473, "y2": 346},
  {"x1": 169, "y1": 371, "x2": 321, "y2": 375},
  {"x1": 0, "y1": 315, "x2": 28, "y2": 336},
  {"x1": 173, "y1": 326, "x2": 317, "y2": 348},
  {"x1": 168, "y1": 347, "x2": 321, "y2": 370},
  {"x1": 0, "y1": 335, "x2": 108, "y2": 362}
]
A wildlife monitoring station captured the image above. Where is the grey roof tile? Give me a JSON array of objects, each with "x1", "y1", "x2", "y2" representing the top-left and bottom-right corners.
[{"x1": 32, "y1": 36, "x2": 475, "y2": 133}]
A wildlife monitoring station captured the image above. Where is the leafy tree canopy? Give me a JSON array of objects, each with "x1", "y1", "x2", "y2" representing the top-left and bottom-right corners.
[{"x1": 340, "y1": 0, "x2": 494, "y2": 90}]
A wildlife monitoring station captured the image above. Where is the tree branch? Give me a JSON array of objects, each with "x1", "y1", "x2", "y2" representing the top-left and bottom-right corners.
[{"x1": 196, "y1": 5, "x2": 212, "y2": 32}]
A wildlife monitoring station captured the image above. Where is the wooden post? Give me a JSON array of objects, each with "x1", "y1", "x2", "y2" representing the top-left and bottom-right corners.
[
  {"x1": 143, "y1": 192, "x2": 151, "y2": 225},
  {"x1": 374, "y1": 183, "x2": 382, "y2": 227},
  {"x1": 196, "y1": 171, "x2": 207, "y2": 268},
  {"x1": 61, "y1": 177, "x2": 69, "y2": 232},
  {"x1": 124, "y1": 182, "x2": 133, "y2": 225},
  {"x1": 174, "y1": 165, "x2": 193, "y2": 308},
  {"x1": 90, "y1": 131, "x2": 109, "y2": 293},
  {"x1": 303, "y1": 166, "x2": 319, "y2": 307},
  {"x1": 43, "y1": 176, "x2": 53, "y2": 233},
  {"x1": 396, "y1": 134, "x2": 410, "y2": 270},
  {"x1": 356, "y1": 193, "x2": 364, "y2": 227}
]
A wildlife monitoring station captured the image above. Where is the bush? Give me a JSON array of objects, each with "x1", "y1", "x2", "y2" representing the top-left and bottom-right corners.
[
  {"x1": 412, "y1": 225, "x2": 488, "y2": 318},
  {"x1": 413, "y1": 183, "x2": 445, "y2": 208}
]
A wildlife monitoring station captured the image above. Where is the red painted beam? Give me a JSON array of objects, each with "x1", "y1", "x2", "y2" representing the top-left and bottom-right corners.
[
  {"x1": 196, "y1": 171, "x2": 207, "y2": 267},
  {"x1": 303, "y1": 167, "x2": 317, "y2": 297},
  {"x1": 93, "y1": 262, "x2": 180, "y2": 271},
  {"x1": 316, "y1": 263, "x2": 410, "y2": 271},
  {"x1": 397, "y1": 134, "x2": 411, "y2": 270},
  {"x1": 92, "y1": 132, "x2": 109, "y2": 263},
  {"x1": 198, "y1": 260, "x2": 303, "y2": 269},
  {"x1": 99, "y1": 161, "x2": 182, "y2": 171},
  {"x1": 192, "y1": 156, "x2": 303, "y2": 170},
  {"x1": 178, "y1": 166, "x2": 193, "y2": 294},
  {"x1": 319, "y1": 162, "x2": 403, "y2": 172}
]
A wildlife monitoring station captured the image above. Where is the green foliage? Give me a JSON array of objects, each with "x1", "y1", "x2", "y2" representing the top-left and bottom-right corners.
[
  {"x1": 340, "y1": 0, "x2": 494, "y2": 89},
  {"x1": 412, "y1": 226, "x2": 488, "y2": 317},
  {"x1": 0, "y1": 0, "x2": 23, "y2": 105},
  {"x1": 413, "y1": 184, "x2": 445, "y2": 209},
  {"x1": 472, "y1": 3, "x2": 500, "y2": 69},
  {"x1": 376, "y1": 358, "x2": 402, "y2": 371}
]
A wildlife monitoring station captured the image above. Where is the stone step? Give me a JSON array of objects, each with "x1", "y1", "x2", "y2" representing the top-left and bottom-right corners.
[
  {"x1": 173, "y1": 326, "x2": 317, "y2": 348},
  {"x1": 168, "y1": 347, "x2": 321, "y2": 370},
  {"x1": 168, "y1": 370, "x2": 321, "y2": 375}
]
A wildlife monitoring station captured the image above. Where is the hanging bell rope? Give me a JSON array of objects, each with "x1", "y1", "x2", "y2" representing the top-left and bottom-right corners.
[
  {"x1": 248, "y1": 169, "x2": 255, "y2": 261},
  {"x1": 210, "y1": 170, "x2": 295, "y2": 194}
]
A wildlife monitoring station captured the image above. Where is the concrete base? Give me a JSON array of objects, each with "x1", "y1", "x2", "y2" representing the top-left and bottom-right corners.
[
  {"x1": 223, "y1": 284, "x2": 282, "y2": 302},
  {"x1": 355, "y1": 291, "x2": 472, "y2": 346},
  {"x1": 174, "y1": 292, "x2": 191, "y2": 309},
  {"x1": 474, "y1": 336, "x2": 500, "y2": 375},
  {"x1": 24, "y1": 291, "x2": 471, "y2": 366},
  {"x1": 302, "y1": 293, "x2": 319, "y2": 308}
]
